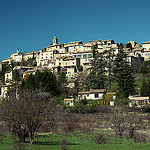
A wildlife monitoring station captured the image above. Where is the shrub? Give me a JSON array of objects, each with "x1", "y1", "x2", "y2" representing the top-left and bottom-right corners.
[
  {"x1": 134, "y1": 133, "x2": 149, "y2": 143},
  {"x1": 59, "y1": 139, "x2": 68, "y2": 150},
  {"x1": 38, "y1": 120, "x2": 56, "y2": 133},
  {"x1": 94, "y1": 134, "x2": 107, "y2": 144},
  {"x1": 142, "y1": 104, "x2": 150, "y2": 113}
]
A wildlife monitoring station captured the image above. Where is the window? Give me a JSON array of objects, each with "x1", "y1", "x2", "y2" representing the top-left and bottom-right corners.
[
  {"x1": 95, "y1": 93, "x2": 98, "y2": 98},
  {"x1": 83, "y1": 54, "x2": 87, "y2": 59}
]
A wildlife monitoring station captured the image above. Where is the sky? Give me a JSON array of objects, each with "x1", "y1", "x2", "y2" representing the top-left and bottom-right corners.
[{"x1": 0, "y1": 0, "x2": 150, "y2": 60}]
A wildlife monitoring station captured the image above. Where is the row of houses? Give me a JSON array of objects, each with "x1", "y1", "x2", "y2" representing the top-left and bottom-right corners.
[
  {"x1": 1, "y1": 36, "x2": 150, "y2": 98},
  {"x1": 64, "y1": 89, "x2": 150, "y2": 108}
]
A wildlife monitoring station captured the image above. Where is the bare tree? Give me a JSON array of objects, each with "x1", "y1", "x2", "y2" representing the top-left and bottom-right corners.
[
  {"x1": 111, "y1": 107, "x2": 128, "y2": 138},
  {"x1": 0, "y1": 90, "x2": 55, "y2": 144},
  {"x1": 111, "y1": 107, "x2": 143, "y2": 138}
]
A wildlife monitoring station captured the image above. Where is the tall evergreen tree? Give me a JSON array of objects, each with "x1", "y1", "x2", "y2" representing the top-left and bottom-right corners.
[
  {"x1": 24, "y1": 74, "x2": 37, "y2": 90},
  {"x1": 87, "y1": 50, "x2": 107, "y2": 89},
  {"x1": 105, "y1": 49, "x2": 115, "y2": 90},
  {"x1": 58, "y1": 72, "x2": 67, "y2": 88},
  {"x1": 113, "y1": 48, "x2": 135, "y2": 98},
  {"x1": 140, "y1": 77, "x2": 148, "y2": 96}
]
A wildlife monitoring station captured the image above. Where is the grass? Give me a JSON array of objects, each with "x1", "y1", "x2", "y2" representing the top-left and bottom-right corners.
[{"x1": 0, "y1": 133, "x2": 150, "y2": 150}]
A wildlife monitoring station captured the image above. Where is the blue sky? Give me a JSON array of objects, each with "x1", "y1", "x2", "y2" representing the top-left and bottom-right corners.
[{"x1": 0, "y1": 0, "x2": 150, "y2": 60}]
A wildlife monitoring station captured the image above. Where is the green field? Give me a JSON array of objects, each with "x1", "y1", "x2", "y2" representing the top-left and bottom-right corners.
[{"x1": 1, "y1": 133, "x2": 150, "y2": 150}]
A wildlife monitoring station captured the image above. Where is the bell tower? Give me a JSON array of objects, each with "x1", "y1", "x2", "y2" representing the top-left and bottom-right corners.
[{"x1": 53, "y1": 35, "x2": 58, "y2": 45}]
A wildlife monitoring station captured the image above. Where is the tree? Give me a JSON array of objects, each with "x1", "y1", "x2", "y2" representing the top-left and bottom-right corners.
[
  {"x1": 12, "y1": 69, "x2": 22, "y2": 84},
  {"x1": 111, "y1": 107, "x2": 128, "y2": 138},
  {"x1": 58, "y1": 72, "x2": 67, "y2": 88},
  {"x1": 87, "y1": 50, "x2": 107, "y2": 89},
  {"x1": 126, "y1": 43, "x2": 132, "y2": 51},
  {"x1": 23, "y1": 73, "x2": 37, "y2": 90},
  {"x1": 140, "y1": 61, "x2": 150, "y2": 74},
  {"x1": 22, "y1": 70, "x2": 58, "y2": 95},
  {"x1": 140, "y1": 77, "x2": 148, "y2": 96},
  {"x1": 0, "y1": 90, "x2": 55, "y2": 144},
  {"x1": 113, "y1": 48, "x2": 135, "y2": 98},
  {"x1": 105, "y1": 49, "x2": 115, "y2": 90}
]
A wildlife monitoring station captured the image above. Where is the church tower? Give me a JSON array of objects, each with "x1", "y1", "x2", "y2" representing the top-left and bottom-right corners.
[{"x1": 53, "y1": 35, "x2": 58, "y2": 45}]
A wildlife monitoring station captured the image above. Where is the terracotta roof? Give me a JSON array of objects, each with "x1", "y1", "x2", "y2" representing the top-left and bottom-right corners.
[
  {"x1": 78, "y1": 91, "x2": 90, "y2": 94},
  {"x1": 73, "y1": 50, "x2": 92, "y2": 54},
  {"x1": 111, "y1": 47, "x2": 118, "y2": 49},
  {"x1": 78, "y1": 89, "x2": 106, "y2": 94},
  {"x1": 83, "y1": 43, "x2": 93, "y2": 47},
  {"x1": 133, "y1": 47, "x2": 143, "y2": 51},
  {"x1": 52, "y1": 66, "x2": 59, "y2": 68},
  {"x1": 64, "y1": 98, "x2": 74, "y2": 101},
  {"x1": 65, "y1": 57, "x2": 76, "y2": 60},
  {"x1": 56, "y1": 56, "x2": 67, "y2": 59},
  {"x1": 90, "y1": 89, "x2": 106, "y2": 93},
  {"x1": 129, "y1": 97, "x2": 149, "y2": 101},
  {"x1": 142, "y1": 41, "x2": 150, "y2": 44}
]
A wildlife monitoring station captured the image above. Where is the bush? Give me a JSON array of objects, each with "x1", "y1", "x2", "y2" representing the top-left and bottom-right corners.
[
  {"x1": 38, "y1": 120, "x2": 56, "y2": 133},
  {"x1": 94, "y1": 134, "x2": 107, "y2": 144},
  {"x1": 59, "y1": 139, "x2": 68, "y2": 150},
  {"x1": 142, "y1": 105, "x2": 150, "y2": 113},
  {"x1": 134, "y1": 133, "x2": 149, "y2": 143}
]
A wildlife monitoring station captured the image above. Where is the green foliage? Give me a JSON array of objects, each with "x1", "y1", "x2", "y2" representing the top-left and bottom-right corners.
[
  {"x1": 72, "y1": 102, "x2": 82, "y2": 113},
  {"x1": 1, "y1": 133, "x2": 150, "y2": 150},
  {"x1": 88, "y1": 100, "x2": 100, "y2": 113},
  {"x1": 87, "y1": 51, "x2": 107, "y2": 89},
  {"x1": 140, "y1": 61, "x2": 150, "y2": 74},
  {"x1": 119, "y1": 43, "x2": 124, "y2": 49},
  {"x1": 94, "y1": 134, "x2": 107, "y2": 144},
  {"x1": 126, "y1": 43, "x2": 132, "y2": 50},
  {"x1": 0, "y1": 63, "x2": 12, "y2": 82},
  {"x1": 105, "y1": 49, "x2": 115, "y2": 90},
  {"x1": 113, "y1": 48, "x2": 135, "y2": 98},
  {"x1": 140, "y1": 77, "x2": 148, "y2": 96},
  {"x1": 21, "y1": 69, "x2": 58, "y2": 94},
  {"x1": 58, "y1": 72, "x2": 67, "y2": 88},
  {"x1": 12, "y1": 69, "x2": 22, "y2": 84}
]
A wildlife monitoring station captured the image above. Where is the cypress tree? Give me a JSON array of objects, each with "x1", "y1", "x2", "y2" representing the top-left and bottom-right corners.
[
  {"x1": 113, "y1": 48, "x2": 135, "y2": 98},
  {"x1": 140, "y1": 77, "x2": 148, "y2": 96},
  {"x1": 87, "y1": 50, "x2": 107, "y2": 89}
]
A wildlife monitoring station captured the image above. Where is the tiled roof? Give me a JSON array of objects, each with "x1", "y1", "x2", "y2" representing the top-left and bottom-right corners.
[
  {"x1": 90, "y1": 89, "x2": 106, "y2": 93},
  {"x1": 56, "y1": 56, "x2": 67, "y2": 59},
  {"x1": 129, "y1": 97, "x2": 149, "y2": 101},
  {"x1": 78, "y1": 89, "x2": 106, "y2": 94},
  {"x1": 73, "y1": 50, "x2": 92, "y2": 54},
  {"x1": 142, "y1": 41, "x2": 150, "y2": 44}
]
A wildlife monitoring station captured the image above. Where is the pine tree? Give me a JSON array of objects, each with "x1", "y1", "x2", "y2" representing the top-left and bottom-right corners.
[
  {"x1": 87, "y1": 50, "x2": 107, "y2": 89},
  {"x1": 113, "y1": 48, "x2": 135, "y2": 98},
  {"x1": 140, "y1": 77, "x2": 148, "y2": 96},
  {"x1": 105, "y1": 49, "x2": 115, "y2": 90}
]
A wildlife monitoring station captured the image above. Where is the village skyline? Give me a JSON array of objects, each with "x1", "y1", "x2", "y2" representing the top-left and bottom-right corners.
[{"x1": 1, "y1": 0, "x2": 150, "y2": 60}]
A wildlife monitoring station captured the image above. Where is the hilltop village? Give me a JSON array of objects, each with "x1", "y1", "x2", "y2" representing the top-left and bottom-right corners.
[
  {"x1": 1, "y1": 36, "x2": 150, "y2": 147},
  {"x1": 0, "y1": 35, "x2": 150, "y2": 99}
]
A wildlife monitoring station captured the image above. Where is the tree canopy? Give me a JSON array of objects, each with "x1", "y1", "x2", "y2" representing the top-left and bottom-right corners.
[
  {"x1": 21, "y1": 69, "x2": 58, "y2": 94},
  {"x1": 113, "y1": 48, "x2": 135, "y2": 98}
]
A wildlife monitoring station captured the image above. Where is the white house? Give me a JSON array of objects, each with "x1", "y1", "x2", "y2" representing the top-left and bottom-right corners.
[
  {"x1": 142, "y1": 41, "x2": 150, "y2": 51},
  {"x1": 78, "y1": 89, "x2": 106, "y2": 100}
]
